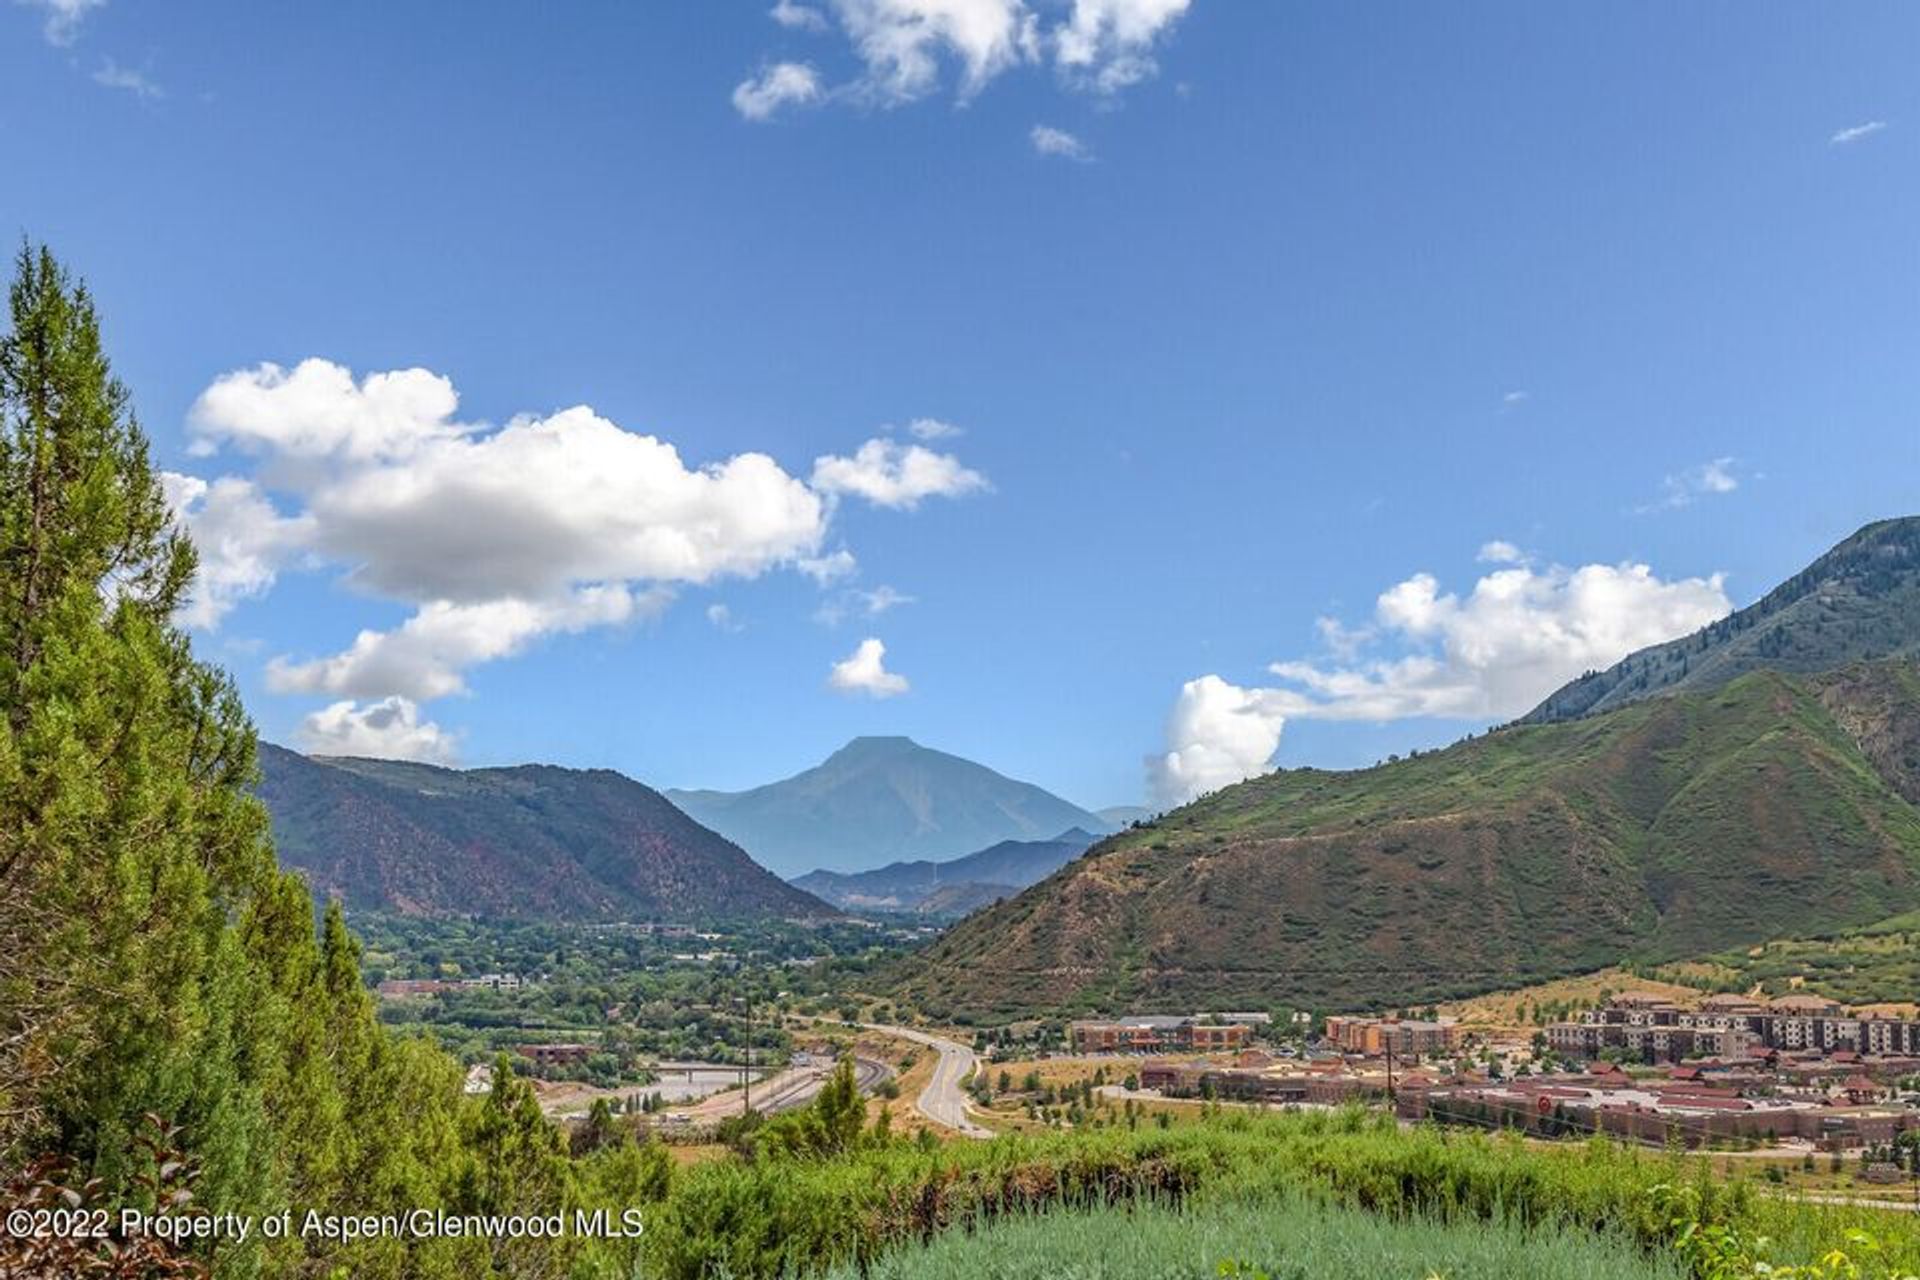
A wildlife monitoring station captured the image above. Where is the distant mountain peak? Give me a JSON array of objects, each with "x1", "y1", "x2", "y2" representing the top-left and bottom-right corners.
[{"x1": 667, "y1": 739, "x2": 1111, "y2": 877}]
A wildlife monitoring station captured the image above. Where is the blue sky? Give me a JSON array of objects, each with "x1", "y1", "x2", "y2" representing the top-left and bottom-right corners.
[{"x1": 5, "y1": 1, "x2": 1918, "y2": 812}]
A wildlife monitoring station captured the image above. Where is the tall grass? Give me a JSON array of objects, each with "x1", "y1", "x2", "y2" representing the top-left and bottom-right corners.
[
  {"x1": 819, "y1": 1193, "x2": 1691, "y2": 1280},
  {"x1": 640, "y1": 1109, "x2": 1919, "y2": 1280}
]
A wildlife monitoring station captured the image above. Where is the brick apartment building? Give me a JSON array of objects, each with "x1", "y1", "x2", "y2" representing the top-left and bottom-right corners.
[
  {"x1": 1547, "y1": 993, "x2": 1920, "y2": 1065},
  {"x1": 1400, "y1": 1074, "x2": 1915, "y2": 1151},
  {"x1": 1069, "y1": 1016, "x2": 1252, "y2": 1054},
  {"x1": 515, "y1": 1042, "x2": 593, "y2": 1070},
  {"x1": 1322, "y1": 1015, "x2": 1461, "y2": 1058}
]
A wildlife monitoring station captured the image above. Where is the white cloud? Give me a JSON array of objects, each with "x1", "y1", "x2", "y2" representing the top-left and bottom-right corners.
[
  {"x1": 814, "y1": 583, "x2": 915, "y2": 625},
  {"x1": 707, "y1": 603, "x2": 744, "y2": 632},
  {"x1": 1054, "y1": 0, "x2": 1191, "y2": 93},
  {"x1": 1502, "y1": 389, "x2": 1529, "y2": 406},
  {"x1": 831, "y1": 0, "x2": 1039, "y2": 103},
  {"x1": 1830, "y1": 120, "x2": 1888, "y2": 145},
  {"x1": 190, "y1": 358, "x2": 466, "y2": 467},
  {"x1": 1147, "y1": 550, "x2": 1731, "y2": 804},
  {"x1": 1030, "y1": 123, "x2": 1089, "y2": 159},
  {"x1": 91, "y1": 56, "x2": 161, "y2": 100},
  {"x1": 1261, "y1": 558, "x2": 1730, "y2": 723},
  {"x1": 1146, "y1": 674, "x2": 1287, "y2": 807},
  {"x1": 160, "y1": 473, "x2": 314, "y2": 628},
  {"x1": 770, "y1": 0, "x2": 829, "y2": 30},
  {"x1": 16, "y1": 0, "x2": 104, "y2": 45},
  {"x1": 811, "y1": 437, "x2": 989, "y2": 509},
  {"x1": 1313, "y1": 614, "x2": 1370, "y2": 660},
  {"x1": 737, "y1": 0, "x2": 1192, "y2": 113},
  {"x1": 906, "y1": 416, "x2": 963, "y2": 440},
  {"x1": 797, "y1": 549, "x2": 860, "y2": 583},
  {"x1": 299, "y1": 696, "x2": 458, "y2": 764},
  {"x1": 174, "y1": 358, "x2": 982, "y2": 721},
  {"x1": 1646, "y1": 456, "x2": 1741, "y2": 511},
  {"x1": 1476, "y1": 539, "x2": 1525, "y2": 565},
  {"x1": 828, "y1": 636, "x2": 909, "y2": 697},
  {"x1": 266, "y1": 588, "x2": 664, "y2": 702},
  {"x1": 733, "y1": 61, "x2": 825, "y2": 121}
]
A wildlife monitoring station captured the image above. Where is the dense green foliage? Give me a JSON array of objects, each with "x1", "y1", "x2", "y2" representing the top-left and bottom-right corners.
[
  {"x1": 0, "y1": 246, "x2": 667, "y2": 1279},
  {"x1": 1644, "y1": 908, "x2": 1920, "y2": 1006},
  {"x1": 892, "y1": 659, "x2": 1920, "y2": 1018},
  {"x1": 639, "y1": 1108, "x2": 1916, "y2": 1280},
  {"x1": 820, "y1": 1194, "x2": 1689, "y2": 1280},
  {"x1": 354, "y1": 912, "x2": 909, "y2": 1076}
]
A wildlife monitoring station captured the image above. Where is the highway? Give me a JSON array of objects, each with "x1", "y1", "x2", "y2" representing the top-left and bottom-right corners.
[
  {"x1": 865, "y1": 1023, "x2": 991, "y2": 1138},
  {"x1": 670, "y1": 1055, "x2": 892, "y2": 1123}
]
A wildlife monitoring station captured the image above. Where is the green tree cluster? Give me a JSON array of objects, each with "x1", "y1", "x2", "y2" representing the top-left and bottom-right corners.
[{"x1": 0, "y1": 245, "x2": 667, "y2": 1278}]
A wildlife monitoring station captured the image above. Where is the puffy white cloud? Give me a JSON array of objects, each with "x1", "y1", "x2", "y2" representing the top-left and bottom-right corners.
[
  {"x1": 831, "y1": 0, "x2": 1039, "y2": 103},
  {"x1": 173, "y1": 358, "x2": 982, "y2": 719},
  {"x1": 1830, "y1": 121, "x2": 1887, "y2": 145},
  {"x1": 828, "y1": 636, "x2": 909, "y2": 697},
  {"x1": 298, "y1": 696, "x2": 458, "y2": 764},
  {"x1": 1054, "y1": 0, "x2": 1190, "y2": 93},
  {"x1": 1030, "y1": 124, "x2": 1089, "y2": 159},
  {"x1": 305, "y1": 408, "x2": 829, "y2": 602},
  {"x1": 706, "y1": 603, "x2": 744, "y2": 632},
  {"x1": 733, "y1": 61, "x2": 825, "y2": 121},
  {"x1": 1148, "y1": 550, "x2": 1730, "y2": 804},
  {"x1": 1263, "y1": 559, "x2": 1730, "y2": 722},
  {"x1": 191, "y1": 358, "x2": 466, "y2": 467},
  {"x1": 1147, "y1": 674, "x2": 1287, "y2": 807},
  {"x1": 160, "y1": 473, "x2": 314, "y2": 628},
  {"x1": 770, "y1": 0, "x2": 829, "y2": 30},
  {"x1": 737, "y1": 0, "x2": 1192, "y2": 113},
  {"x1": 16, "y1": 0, "x2": 104, "y2": 46},
  {"x1": 1476, "y1": 539, "x2": 1524, "y2": 565},
  {"x1": 267, "y1": 587, "x2": 663, "y2": 702},
  {"x1": 811, "y1": 437, "x2": 988, "y2": 509}
]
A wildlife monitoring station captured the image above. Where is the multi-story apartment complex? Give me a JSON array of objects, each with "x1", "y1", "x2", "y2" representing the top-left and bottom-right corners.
[
  {"x1": 1068, "y1": 1016, "x2": 1251, "y2": 1054},
  {"x1": 1546, "y1": 992, "x2": 1920, "y2": 1064},
  {"x1": 1322, "y1": 1015, "x2": 1461, "y2": 1058}
]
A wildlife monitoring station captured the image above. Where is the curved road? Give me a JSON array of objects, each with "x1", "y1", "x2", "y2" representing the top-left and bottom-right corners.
[{"x1": 865, "y1": 1024, "x2": 991, "y2": 1138}]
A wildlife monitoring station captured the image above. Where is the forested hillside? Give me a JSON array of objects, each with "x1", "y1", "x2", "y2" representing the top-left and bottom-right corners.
[
  {"x1": 258, "y1": 744, "x2": 832, "y2": 920},
  {"x1": 888, "y1": 659, "x2": 1920, "y2": 1019}
]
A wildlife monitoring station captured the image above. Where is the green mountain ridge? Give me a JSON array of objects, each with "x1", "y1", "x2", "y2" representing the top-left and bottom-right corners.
[
  {"x1": 1525, "y1": 516, "x2": 1920, "y2": 723},
  {"x1": 888, "y1": 657, "x2": 1920, "y2": 1018},
  {"x1": 889, "y1": 519, "x2": 1920, "y2": 1020},
  {"x1": 667, "y1": 736, "x2": 1111, "y2": 879},
  {"x1": 258, "y1": 744, "x2": 833, "y2": 921}
]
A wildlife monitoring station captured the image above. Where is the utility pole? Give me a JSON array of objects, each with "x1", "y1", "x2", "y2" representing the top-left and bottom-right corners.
[
  {"x1": 1385, "y1": 1035, "x2": 1397, "y2": 1107},
  {"x1": 742, "y1": 983, "x2": 754, "y2": 1116}
]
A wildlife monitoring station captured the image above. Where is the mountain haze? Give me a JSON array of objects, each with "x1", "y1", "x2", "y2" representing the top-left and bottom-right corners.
[
  {"x1": 1526, "y1": 516, "x2": 1920, "y2": 723},
  {"x1": 793, "y1": 827, "x2": 1100, "y2": 915},
  {"x1": 667, "y1": 736, "x2": 1110, "y2": 877},
  {"x1": 257, "y1": 745, "x2": 832, "y2": 920}
]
